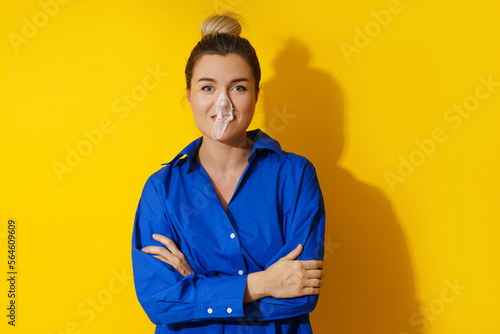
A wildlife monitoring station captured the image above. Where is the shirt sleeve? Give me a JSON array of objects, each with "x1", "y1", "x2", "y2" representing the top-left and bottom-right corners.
[
  {"x1": 131, "y1": 175, "x2": 248, "y2": 325},
  {"x1": 241, "y1": 159, "x2": 326, "y2": 321}
]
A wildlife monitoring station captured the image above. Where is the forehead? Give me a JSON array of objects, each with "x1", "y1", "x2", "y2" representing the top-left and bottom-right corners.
[{"x1": 192, "y1": 53, "x2": 254, "y2": 82}]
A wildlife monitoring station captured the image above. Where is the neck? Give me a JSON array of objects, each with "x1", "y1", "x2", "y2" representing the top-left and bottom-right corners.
[{"x1": 197, "y1": 133, "x2": 254, "y2": 172}]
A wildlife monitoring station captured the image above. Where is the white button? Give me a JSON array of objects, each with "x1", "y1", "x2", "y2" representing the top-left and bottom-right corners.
[
  {"x1": 226, "y1": 307, "x2": 232, "y2": 314},
  {"x1": 230, "y1": 233, "x2": 236, "y2": 239},
  {"x1": 238, "y1": 270, "x2": 244, "y2": 275},
  {"x1": 207, "y1": 307, "x2": 213, "y2": 314}
]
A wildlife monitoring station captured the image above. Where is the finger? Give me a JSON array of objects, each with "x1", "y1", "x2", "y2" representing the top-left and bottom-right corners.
[
  {"x1": 305, "y1": 278, "x2": 323, "y2": 288},
  {"x1": 141, "y1": 245, "x2": 171, "y2": 256},
  {"x1": 152, "y1": 234, "x2": 185, "y2": 258},
  {"x1": 301, "y1": 260, "x2": 323, "y2": 270},
  {"x1": 152, "y1": 234, "x2": 174, "y2": 249},
  {"x1": 153, "y1": 255, "x2": 171, "y2": 264},
  {"x1": 141, "y1": 246, "x2": 158, "y2": 254},
  {"x1": 305, "y1": 269, "x2": 325, "y2": 279},
  {"x1": 142, "y1": 246, "x2": 175, "y2": 263},
  {"x1": 152, "y1": 253, "x2": 181, "y2": 267},
  {"x1": 282, "y1": 244, "x2": 303, "y2": 261},
  {"x1": 301, "y1": 287, "x2": 321, "y2": 296}
]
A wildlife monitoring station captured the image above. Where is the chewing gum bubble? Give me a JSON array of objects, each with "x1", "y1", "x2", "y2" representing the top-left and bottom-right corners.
[{"x1": 211, "y1": 92, "x2": 234, "y2": 140}]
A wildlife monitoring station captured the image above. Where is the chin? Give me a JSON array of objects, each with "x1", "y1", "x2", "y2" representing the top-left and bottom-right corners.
[{"x1": 214, "y1": 128, "x2": 248, "y2": 143}]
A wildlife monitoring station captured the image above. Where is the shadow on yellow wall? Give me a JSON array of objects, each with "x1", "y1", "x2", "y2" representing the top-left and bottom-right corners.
[{"x1": 261, "y1": 37, "x2": 422, "y2": 334}]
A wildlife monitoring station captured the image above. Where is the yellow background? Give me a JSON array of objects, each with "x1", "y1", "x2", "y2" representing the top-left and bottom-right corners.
[{"x1": 1, "y1": 0, "x2": 499, "y2": 333}]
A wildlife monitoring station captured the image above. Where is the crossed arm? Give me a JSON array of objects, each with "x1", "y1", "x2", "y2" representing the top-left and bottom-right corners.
[{"x1": 141, "y1": 233, "x2": 325, "y2": 304}]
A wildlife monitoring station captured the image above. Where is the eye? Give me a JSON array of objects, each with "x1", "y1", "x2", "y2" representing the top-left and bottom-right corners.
[
  {"x1": 202, "y1": 86, "x2": 214, "y2": 92},
  {"x1": 232, "y1": 85, "x2": 247, "y2": 92}
]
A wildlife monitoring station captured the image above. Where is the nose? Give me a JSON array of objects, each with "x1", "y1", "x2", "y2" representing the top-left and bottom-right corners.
[{"x1": 215, "y1": 92, "x2": 233, "y2": 117}]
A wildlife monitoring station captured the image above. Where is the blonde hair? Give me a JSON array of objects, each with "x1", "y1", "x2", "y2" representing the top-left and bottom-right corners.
[{"x1": 200, "y1": 12, "x2": 242, "y2": 37}]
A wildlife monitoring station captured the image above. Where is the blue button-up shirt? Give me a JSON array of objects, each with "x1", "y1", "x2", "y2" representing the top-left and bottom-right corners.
[{"x1": 132, "y1": 129, "x2": 325, "y2": 333}]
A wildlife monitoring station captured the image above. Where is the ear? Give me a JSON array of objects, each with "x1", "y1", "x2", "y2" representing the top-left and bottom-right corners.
[
  {"x1": 255, "y1": 88, "x2": 260, "y2": 103},
  {"x1": 186, "y1": 88, "x2": 191, "y2": 106}
]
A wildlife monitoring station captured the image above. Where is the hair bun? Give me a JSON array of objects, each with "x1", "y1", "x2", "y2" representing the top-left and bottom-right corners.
[{"x1": 200, "y1": 12, "x2": 242, "y2": 37}]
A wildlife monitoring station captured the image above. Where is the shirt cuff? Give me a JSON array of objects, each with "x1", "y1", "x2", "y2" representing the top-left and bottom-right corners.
[{"x1": 197, "y1": 274, "x2": 247, "y2": 320}]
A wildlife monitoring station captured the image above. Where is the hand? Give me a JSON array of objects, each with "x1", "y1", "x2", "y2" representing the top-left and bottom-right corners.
[
  {"x1": 263, "y1": 244, "x2": 324, "y2": 298},
  {"x1": 141, "y1": 234, "x2": 194, "y2": 276}
]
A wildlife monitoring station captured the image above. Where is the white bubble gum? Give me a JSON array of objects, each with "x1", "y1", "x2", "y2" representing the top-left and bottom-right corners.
[{"x1": 211, "y1": 93, "x2": 234, "y2": 140}]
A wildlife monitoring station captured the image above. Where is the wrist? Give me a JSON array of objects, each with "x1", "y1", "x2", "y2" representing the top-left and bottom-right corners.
[{"x1": 244, "y1": 271, "x2": 270, "y2": 304}]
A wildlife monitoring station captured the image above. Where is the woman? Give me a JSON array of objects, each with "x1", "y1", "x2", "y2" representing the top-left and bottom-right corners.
[{"x1": 132, "y1": 12, "x2": 325, "y2": 333}]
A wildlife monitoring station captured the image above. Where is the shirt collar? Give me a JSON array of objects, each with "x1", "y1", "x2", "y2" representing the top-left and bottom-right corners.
[{"x1": 163, "y1": 129, "x2": 286, "y2": 171}]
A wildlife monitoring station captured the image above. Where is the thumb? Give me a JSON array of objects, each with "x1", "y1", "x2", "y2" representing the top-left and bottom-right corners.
[{"x1": 282, "y1": 244, "x2": 303, "y2": 261}]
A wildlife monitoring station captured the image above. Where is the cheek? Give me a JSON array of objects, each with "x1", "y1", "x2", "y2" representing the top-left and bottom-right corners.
[
  {"x1": 236, "y1": 97, "x2": 255, "y2": 116},
  {"x1": 192, "y1": 96, "x2": 214, "y2": 115}
]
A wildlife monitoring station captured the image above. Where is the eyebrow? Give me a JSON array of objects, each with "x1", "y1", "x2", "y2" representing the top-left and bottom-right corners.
[{"x1": 197, "y1": 77, "x2": 249, "y2": 83}]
